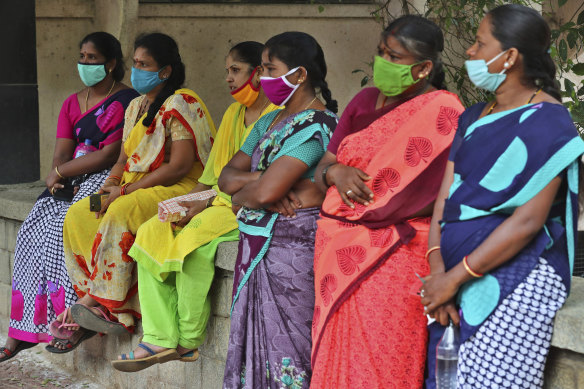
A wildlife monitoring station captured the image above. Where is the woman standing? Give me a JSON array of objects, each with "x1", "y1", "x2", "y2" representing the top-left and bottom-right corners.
[
  {"x1": 221, "y1": 32, "x2": 338, "y2": 388},
  {"x1": 53, "y1": 33, "x2": 215, "y2": 351},
  {"x1": 311, "y1": 16, "x2": 464, "y2": 388},
  {"x1": 0, "y1": 32, "x2": 138, "y2": 361},
  {"x1": 111, "y1": 41, "x2": 278, "y2": 372},
  {"x1": 421, "y1": 5, "x2": 584, "y2": 388}
]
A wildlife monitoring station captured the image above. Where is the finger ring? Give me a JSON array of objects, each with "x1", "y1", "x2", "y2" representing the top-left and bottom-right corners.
[
  {"x1": 50, "y1": 187, "x2": 55, "y2": 195},
  {"x1": 346, "y1": 190, "x2": 353, "y2": 196}
]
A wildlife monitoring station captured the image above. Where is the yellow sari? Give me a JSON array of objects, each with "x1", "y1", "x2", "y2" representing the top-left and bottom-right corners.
[
  {"x1": 63, "y1": 89, "x2": 215, "y2": 327},
  {"x1": 129, "y1": 101, "x2": 279, "y2": 279}
]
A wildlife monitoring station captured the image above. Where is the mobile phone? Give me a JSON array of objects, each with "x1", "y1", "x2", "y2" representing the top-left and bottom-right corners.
[
  {"x1": 89, "y1": 193, "x2": 109, "y2": 212},
  {"x1": 53, "y1": 183, "x2": 75, "y2": 202}
]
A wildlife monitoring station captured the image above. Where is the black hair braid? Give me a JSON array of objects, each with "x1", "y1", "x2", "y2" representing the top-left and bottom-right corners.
[
  {"x1": 430, "y1": 58, "x2": 447, "y2": 90},
  {"x1": 134, "y1": 33, "x2": 186, "y2": 127},
  {"x1": 319, "y1": 79, "x2": 338, "y2": 113},
  {"x1": 526, "y1": 52, "x2": 562, "y2": 101}
]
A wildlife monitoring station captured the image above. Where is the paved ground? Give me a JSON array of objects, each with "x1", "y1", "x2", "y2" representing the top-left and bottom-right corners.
[{"x1": 0, "y1": 335, "x2": 104, "y2": 389}]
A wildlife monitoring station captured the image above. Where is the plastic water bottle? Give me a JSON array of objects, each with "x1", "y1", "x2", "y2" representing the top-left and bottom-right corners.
[
  {"x1": 75, "y1": 139, "x2": 95, "y2": 158},
  {"x1": 436, "y1": 319, "x2": 460, "y2": 389}
]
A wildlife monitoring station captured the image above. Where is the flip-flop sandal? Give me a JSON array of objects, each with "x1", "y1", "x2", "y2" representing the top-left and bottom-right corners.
[
  {"x1": 49, "y1": 307, "x2": 79, "y2": 339},
  {"x1": 0, "y1": 341, "x2": 37, "y2": 363},
  {"x1": 179, "y1": 349, "x2": 199, "y2": 362},
  {"x1": 111, "y1": 344, "x2": 180, "y2": 372},
  {"x1": 45, "y1": 330, "x2": 97, "y2": 354},
  {"x1": 71, "y1": 304, "x2": 127, "y2": 336}
]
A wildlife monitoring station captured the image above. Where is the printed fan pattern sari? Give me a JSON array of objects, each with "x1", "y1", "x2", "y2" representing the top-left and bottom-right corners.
[
  {"x1": 223, "y1": 109, "x2": 337, "y2": 389},
  {"x1": 311, "y1": 90, "x2": 464, "y2": 388},
  {"x1": 426, "y1": 102, "x2": 584, "y2": 388},
  {"x1": 63, "y1": 89, "x2": 215, "y2": 328},
  {"x1": 9, "y1": 89, "x2": 138, "y2": 344}
]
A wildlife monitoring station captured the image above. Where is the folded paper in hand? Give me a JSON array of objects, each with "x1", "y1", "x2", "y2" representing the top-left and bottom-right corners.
[{"x1": 158, "y1": 189, "x2": 217, "y2": 223}]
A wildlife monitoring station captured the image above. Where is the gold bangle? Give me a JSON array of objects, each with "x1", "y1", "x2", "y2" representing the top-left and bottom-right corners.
[
  {"x1": 55, "y1": 166, "x2": 64, "y2": 179},
  {"x1": 425, "y1": 246, "x2": 441, "y2": 261},
  {"x1": 463, "y1": 256, "x2": 483, "y2": 278}
]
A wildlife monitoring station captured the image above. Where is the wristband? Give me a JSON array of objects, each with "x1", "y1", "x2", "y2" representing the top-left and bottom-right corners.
[
  {"x1": 55, "y1": 166, "x2": 65, "y2": 179},
  {"x1": 424, "y1": 246, "x2": 441, "y2": 261},
  {"x1": 321, "y1": 163, "x2": 335, "y2": 187},
  {"x1": 120, "y1": 183, "x2": 130, "y2": 196},
  {"x1": 107, "y1": 175, "x2": 121, "y2": 182},
  {"x1": 463, "y1": 256, "x2": 483, "y2": 278}
]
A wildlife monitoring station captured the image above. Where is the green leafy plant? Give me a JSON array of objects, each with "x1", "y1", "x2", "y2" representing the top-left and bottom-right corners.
[{"x1": 347, "y1": 0, "x2": 584, "y2": 130}]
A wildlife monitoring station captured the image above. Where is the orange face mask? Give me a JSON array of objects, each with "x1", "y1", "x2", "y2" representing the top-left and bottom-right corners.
[{"x1": 230, "y1": 67, "x2": 260, "y2": 108}]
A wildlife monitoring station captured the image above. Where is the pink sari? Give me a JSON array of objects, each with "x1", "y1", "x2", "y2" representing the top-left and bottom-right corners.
[{"x1": 311, "y1": 90, "x2": 463, "y2": 388}]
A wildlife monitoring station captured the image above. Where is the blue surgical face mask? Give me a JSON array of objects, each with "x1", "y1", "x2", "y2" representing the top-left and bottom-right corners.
[
  {"x1": 131, "y1": 66, "x2": 167, "y2": 95},
  {"x1": 465, "y1": 50, "x2": 508, "y2": 92},
  {"x1": 78, "y1": 63, "x2": 107, "y2": 87}
]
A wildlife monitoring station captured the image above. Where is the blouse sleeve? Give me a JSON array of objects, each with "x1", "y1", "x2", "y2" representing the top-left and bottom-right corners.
[
  {"x1": 240, "y1": 120, "x2": 263, "y2": 156},
  {"x1": 168, "y1": 116, "x2": 194, "y2": 141},
  {"x1": 56, "y1": 94, "x2": 77, "y2": 139},
  {"x1": 284, "y1": 138, "x2": 324, "y2": 167},
  {"x1": 327, "y1": 88, "x2": 377, "y2": 154}
]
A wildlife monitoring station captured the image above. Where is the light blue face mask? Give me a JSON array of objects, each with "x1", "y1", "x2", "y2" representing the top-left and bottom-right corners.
[
  {"x1": 131, "y1": 66, "x2": 167, "y2": 95},
  {"x1": 77, "y1": 63, "x2": 107, "y2": 87},
  {"x1": 465, "y1": 50, "x2": 508, "y2": 92}
]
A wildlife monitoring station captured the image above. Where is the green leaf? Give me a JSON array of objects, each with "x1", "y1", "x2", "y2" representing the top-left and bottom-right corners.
[
  {"x1": 572, "y1": 63, "x2": 584, "y2": 76},
  {"x1": 360, "y1": 76, "x2": 369, "y2": 87},
  {"x1": 567, "y1": 30, "x2": 578, "y2": 49},
  {"x1": 318, "y1": 5, "x2": 324, "y2": 13},
  {"x1": 559, "y1": 39, "x2": 568, "y2": 61},
  {"x1": 578, "y1": 10, "x2": 584, "y2": 26},
  {"x1": 558, "y1": 0, "x2": 568, "y2": 6},
  {"x1": 565, "y1": 78, "x2": 575, "y2": 96}
]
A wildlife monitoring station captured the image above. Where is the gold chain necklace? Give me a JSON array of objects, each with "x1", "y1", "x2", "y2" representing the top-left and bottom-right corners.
[
  {"x1": 268, "y1": 96, "x2": 318, "y2": 131},
  {"x1": 85, "y1": 80, "x2": 116, "y2": 112},
  {"x1": 487, "y1": 88, "x2": 542, "y2": 115}
]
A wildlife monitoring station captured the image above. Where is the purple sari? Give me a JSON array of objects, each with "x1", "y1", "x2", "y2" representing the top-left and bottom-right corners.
[{"x1": 223, "y1": 109, "x2": 337, "y2": 389}]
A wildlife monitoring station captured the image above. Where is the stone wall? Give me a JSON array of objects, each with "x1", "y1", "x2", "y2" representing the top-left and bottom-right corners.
[{"x1": 1, "y1": 183, "x2": 584, "y2": 388}]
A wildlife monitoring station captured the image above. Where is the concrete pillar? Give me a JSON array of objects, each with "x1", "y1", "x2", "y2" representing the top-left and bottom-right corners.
[{"x1": 0, "y1": 0, "x2": 40, "y2": 184}]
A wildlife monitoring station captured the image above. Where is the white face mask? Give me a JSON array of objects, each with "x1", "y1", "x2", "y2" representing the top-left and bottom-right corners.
[{"x1": 465, "y1": 50, "x2": 508, "y2": 92}]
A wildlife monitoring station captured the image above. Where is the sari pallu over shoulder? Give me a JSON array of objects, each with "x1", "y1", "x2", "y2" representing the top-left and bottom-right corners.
[
  {"x1": 440, "y1": 102, "x2": 584, "y2": 341},
  {"x1": 72, "y1": 89, "x2": 140, "y2": 157},
  {"x1": 124, "y1": 88, "x2": 216, "y2": 179},
  {"x1": 230, "y1": 109, "x2": 337, "y2": 312},
  {"x1": 312, "y1": 90, "x2": 464, "y2": 364}
]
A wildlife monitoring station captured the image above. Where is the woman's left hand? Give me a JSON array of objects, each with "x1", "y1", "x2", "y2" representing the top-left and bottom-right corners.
[
  {"x1": 45, "y1": 169, "x2": 63, "y2": 195},
  {"x1": 97, "y1": 185, "x2": 122, "y2": 217},
  {"x1": 420, "y1": 272, "x2": 460, "y2": 315}
]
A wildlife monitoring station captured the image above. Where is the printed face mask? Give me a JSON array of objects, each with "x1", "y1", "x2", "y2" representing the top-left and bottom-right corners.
[
  {"x1": 260, "y1": 67, "x2": 302, "y2": 106},
  {"x1": 131, "y1": 66, "x2": 167, "y2": 95},
  {"x1": 78, "y1": 63, "x2": 107, "y2": 87},
  {"x1": 373, "y1": 56, "x2": 421, "y2": 97},
  {"x1": 231, "y1": 68, "x2": 260, "y2": 108},
  {"x1": 465, "y1": 50, "x2": 508, "y2": 92}
]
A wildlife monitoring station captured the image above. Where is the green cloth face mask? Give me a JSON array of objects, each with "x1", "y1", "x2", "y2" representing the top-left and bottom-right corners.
[
  {"x1": 373, "y1": 55, "x2": 421, "y2": 97},
  {"x1": 77, "y1": 62, "x2": 107, "y2": 87}
]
